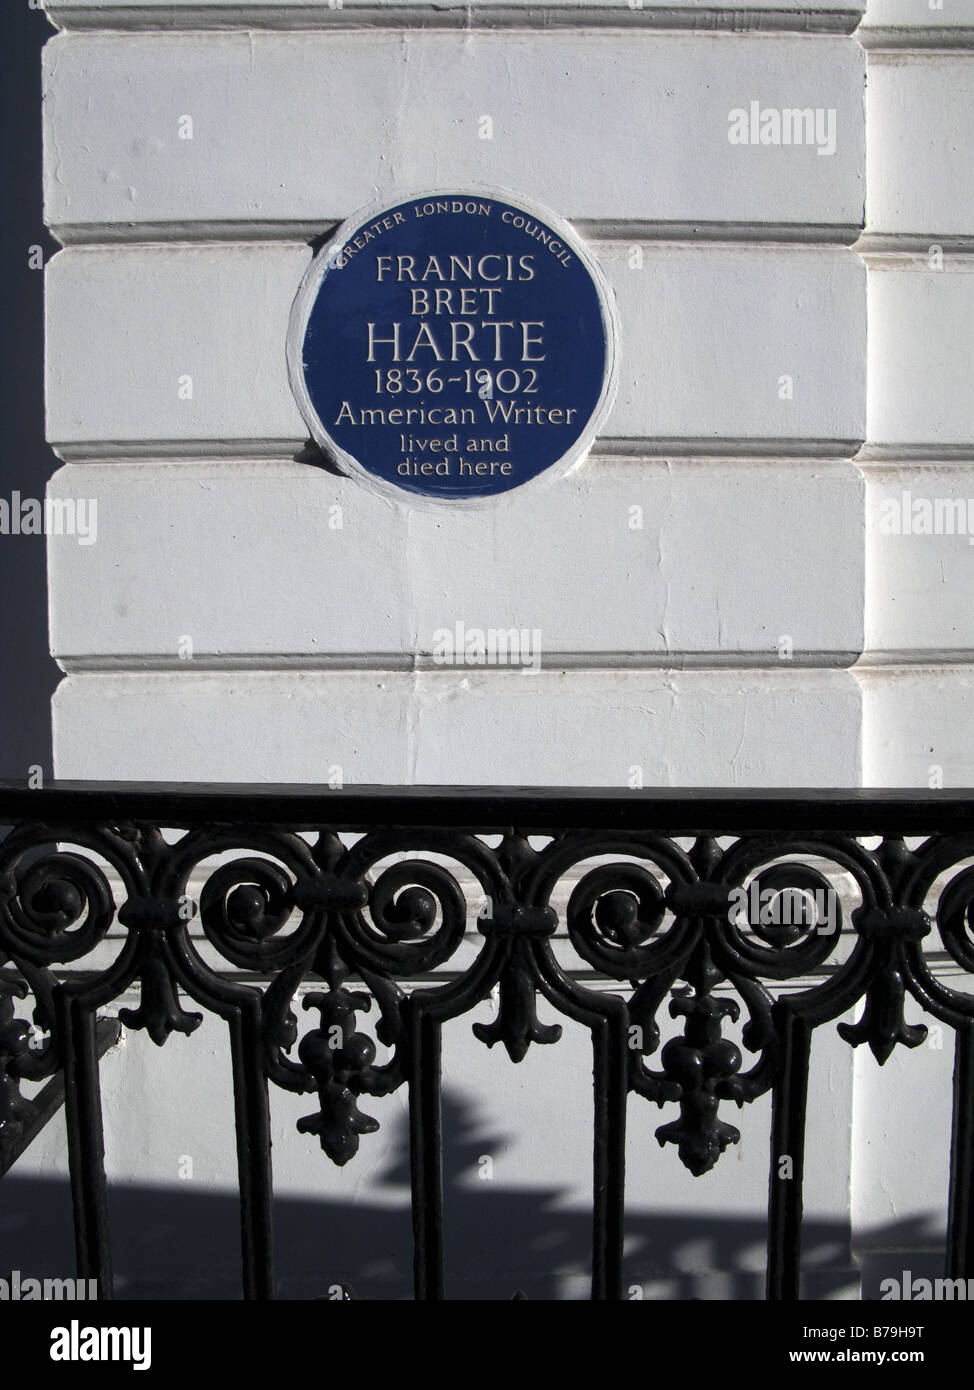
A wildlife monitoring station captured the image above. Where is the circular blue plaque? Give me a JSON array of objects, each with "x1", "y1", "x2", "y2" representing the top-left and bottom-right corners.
[{"x1": 287, "y1": 191, "x2": 617, "y2": 503}]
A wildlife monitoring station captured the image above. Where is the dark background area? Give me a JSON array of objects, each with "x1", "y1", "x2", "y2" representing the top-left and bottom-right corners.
[{"x1": 1, "y1": 4, "x2": 62, "y2": 782}]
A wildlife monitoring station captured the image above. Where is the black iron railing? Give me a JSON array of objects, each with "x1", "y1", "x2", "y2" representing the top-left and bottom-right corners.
[{"x1": 1, "y1": 782, "x2": 973, "y2": 1301}]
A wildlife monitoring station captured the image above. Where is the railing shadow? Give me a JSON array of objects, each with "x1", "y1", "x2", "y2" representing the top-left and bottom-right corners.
[{"x1": 0, "y1": 1087, "x2": 945, "y2": 1300}]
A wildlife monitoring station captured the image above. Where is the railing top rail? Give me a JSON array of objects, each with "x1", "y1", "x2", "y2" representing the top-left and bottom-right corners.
[{"x1": 1, "y1": 782, "x2": 972, "y2": 834}]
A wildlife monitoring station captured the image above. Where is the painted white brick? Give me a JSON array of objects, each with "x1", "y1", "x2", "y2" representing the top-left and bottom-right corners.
[
  {"x1": 45, "y1": 246, "x2": 308, "y2": 446},
  {"x1": 866, "y1": 261, "x2": 974, "y2": 449},
  {"x1": 45, "y1": 243, "x2": 866, "y2": 449},
  {"x1": 52, "y1": 669, "x2": 863, "y2": 784},
  {"x1": 47, "y1": 458, "x2": 864, "y2": 663},
  {"x1": 860, "y1": 666, "x2": 974, "y2": 785},
  {"x1": 865, "y1": 465, "x2": 974, "y2": 660},
  {"x1": 866, "y1": 57, "x2": 974, "y2": 239},
  {"x1": 42, "y1": 32, "x2": 866, "y2": 234},
  {"x1": 851, "y1": 1038, "x2": 954, "y2": 1256},
  {"x1": 605, "y1": 243, "x2": 865, "y2": 446}
]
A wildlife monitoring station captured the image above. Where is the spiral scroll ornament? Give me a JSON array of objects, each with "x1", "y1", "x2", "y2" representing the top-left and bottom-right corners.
[{"x1": 0, "y1": 850, "x2": 116, "y2": 966}]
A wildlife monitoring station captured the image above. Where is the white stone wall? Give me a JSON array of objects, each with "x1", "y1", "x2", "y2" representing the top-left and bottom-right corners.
[
  {"x1": 29, "y1": 0, "x2": 974, "y2": 1298},
  {"x1": 43, "y1": 9, "x2": 868, "y2": 787}
]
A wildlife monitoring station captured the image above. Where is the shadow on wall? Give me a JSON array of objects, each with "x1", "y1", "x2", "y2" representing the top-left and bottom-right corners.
[{"x1": 0, "y1": 1089, "x2": 945, "y2": 1301}]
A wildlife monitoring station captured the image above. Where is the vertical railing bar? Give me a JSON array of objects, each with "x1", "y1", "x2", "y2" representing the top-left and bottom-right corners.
[
  {"x1": 766, "y1": 1007, "x2": 811, "y2": 1301},
  {"x1": 57, "y1": 992, "x2": 113, "y2": 1300},
  {"x1": 227, "y1": 1009, "x2": 276, "y2": 1300},
  {"x1": 407, "y1": 1005, "x2": 444, "y2": 1301},
  {"x1": 591, "y1": 1015, "x2": 627, "y2": 1301},
  {"x1": 945, "y1": 1023, "x2": 974, "y2": 1278}
]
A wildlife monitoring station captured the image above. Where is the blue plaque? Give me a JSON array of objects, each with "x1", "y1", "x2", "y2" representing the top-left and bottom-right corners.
[{"x1": 287, "y1": 191, "x2": 617, "y2": 502}]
